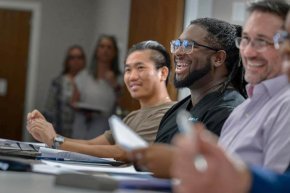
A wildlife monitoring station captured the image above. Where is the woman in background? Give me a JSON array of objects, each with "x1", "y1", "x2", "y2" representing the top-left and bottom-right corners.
[
  {"x1": 44, "y1": 45, "x2": 86, "y2": 137},
  {"x1": 72, "y1": 35, "x2": 121, "y2": 139}
]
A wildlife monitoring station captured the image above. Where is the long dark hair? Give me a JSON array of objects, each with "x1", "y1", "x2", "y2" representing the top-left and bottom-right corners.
[
  {"x1": 89, "y1": 35, "x2": 120, "y2": 79},
  {"x1": 191, "y1": 18, "x2": 247, "y2": 97},
  {"x1": 62, "y1": 45, "x2": 86, "y2": 75}
]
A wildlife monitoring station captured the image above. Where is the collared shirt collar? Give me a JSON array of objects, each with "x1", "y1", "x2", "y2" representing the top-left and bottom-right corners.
[{"x1": 246, "y1": 75, "x2": 288, "y2": 98}]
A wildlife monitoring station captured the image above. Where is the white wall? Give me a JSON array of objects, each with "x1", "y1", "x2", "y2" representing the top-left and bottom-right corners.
[
  {"x1": 0, "y1": 0, "x2": 131, "y2": 110},
  {"x1": 35, "y1": 0, "x2": 131, "y2": 111},
  {"x1": 212, "y1": 0, "x2": 246, "y2": 24},
  {"x1": 92, "y1": 0, "x2": 131, "y2": 71},
  {"x1": 34, "y1": 0, "x2": 96, "y2": 111}
]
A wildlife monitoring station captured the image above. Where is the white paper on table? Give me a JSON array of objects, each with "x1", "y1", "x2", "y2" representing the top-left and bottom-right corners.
[
  {"x1": 41, "y1": 160, "x2": 151, "y2": 175},
  {"x1": 39, "y1": 147, "x2": 115, "y2": 162},
  {"x1": 109, "y1": 115, "x2": 148, "y2": 151},
  {"x1": 32, "y1": 163, "x2": 77, "y2": 175}
]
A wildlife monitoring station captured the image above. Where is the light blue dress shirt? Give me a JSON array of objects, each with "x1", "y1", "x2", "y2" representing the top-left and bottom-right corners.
[{"x1": 219, "y1": 75, "x2": 290, "y2": 173}]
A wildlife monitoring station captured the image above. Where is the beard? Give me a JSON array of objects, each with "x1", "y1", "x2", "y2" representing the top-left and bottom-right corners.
[{"x1": 174, "y1": 62, "x2": 211, "y2": 88}]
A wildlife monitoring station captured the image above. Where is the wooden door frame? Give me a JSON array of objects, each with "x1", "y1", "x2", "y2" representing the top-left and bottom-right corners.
[{"x1": 0, "y1": 0, "x2": 41, "y2": 141}]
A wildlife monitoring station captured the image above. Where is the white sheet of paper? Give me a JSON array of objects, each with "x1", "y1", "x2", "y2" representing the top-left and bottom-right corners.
[
  {"x1": 109, "y1": 115, "x2": 148, "y2": 151},
  {"x1": 39, "y1": 147, "x2": 115, "y2": 162},
  {"x1": 41, "y1": 160, "x2": 151, "y2": 175},
  {"x1": 32, "y1": 163, "x2": 76, "y2": 175}
]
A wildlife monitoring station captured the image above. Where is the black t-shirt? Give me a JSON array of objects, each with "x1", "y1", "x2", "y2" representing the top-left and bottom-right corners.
[{"x1": 155, "y1": 88, "x2": 245, "y2": 144}]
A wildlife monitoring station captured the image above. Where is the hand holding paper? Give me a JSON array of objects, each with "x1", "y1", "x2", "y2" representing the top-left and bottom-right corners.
[{"x1": 109, "y1": 115, "x2": 148, "y2": 151}]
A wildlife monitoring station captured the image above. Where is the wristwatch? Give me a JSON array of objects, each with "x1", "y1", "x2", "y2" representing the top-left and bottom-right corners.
[{"x1": 52, "y1": 135, "x2": 65, "y2": 149}]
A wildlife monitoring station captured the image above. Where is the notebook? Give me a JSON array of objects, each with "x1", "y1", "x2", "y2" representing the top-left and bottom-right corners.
[
  {"x1": 38, "y1": 147, "x2": 124, "y2": 166},
  {"x1": 0, "y1": 138, "x2": 42, "y2": 158}
]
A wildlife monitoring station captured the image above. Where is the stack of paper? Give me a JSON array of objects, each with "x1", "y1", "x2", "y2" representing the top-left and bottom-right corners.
[
  {"x1": 39, "y1": 147, "x2": 123, "y2": 166},
  {"x1": 41, "y1": 160, "x2": 151, "y2": 175}
]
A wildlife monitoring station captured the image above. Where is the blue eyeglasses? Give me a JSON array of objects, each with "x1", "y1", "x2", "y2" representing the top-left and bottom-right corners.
[
  {"x1": 170, "y1": 39, "x2": 219, "y2": 54},
  {"x1": 273, "y1": 30, "x2": 290, "y2": 49}
]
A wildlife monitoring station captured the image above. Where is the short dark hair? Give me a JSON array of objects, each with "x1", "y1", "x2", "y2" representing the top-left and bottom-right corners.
[
  {"x1": 126, "y1": 40, "x2": 171, "y2": 84},
  {"x1": 247, "y1": 0, "x2": 290, "y2": 20},
  {"x1": 190, "y1": 18, "x2": 247, "y2": 97}
]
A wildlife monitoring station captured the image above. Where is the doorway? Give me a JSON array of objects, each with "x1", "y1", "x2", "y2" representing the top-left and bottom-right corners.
[{"x1": 0, "y1": 8, "x2": 31, "y2": 140}]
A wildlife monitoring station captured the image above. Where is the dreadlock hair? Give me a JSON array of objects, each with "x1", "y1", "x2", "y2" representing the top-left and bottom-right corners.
[
  {"x1": 190, "y1": 18, "x2": 247, "y2": 98},
  {"x1": 126, "y1": 40, "x2": 171, "y2": 85},
  {"x1": 247, "y1": 0, "x2": 290, "y2": 20}
]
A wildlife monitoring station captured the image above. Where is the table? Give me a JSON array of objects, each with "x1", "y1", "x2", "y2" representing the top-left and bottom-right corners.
[
  {"x1": 0, "y1": 171, "x2": 167, "y2": 193},
  {"x1": 0, "y1": 171, "x2": 97, "y2": 193}
]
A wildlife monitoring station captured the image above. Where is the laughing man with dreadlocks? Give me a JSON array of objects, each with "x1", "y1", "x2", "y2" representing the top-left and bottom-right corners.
[{"x1": 130, "y1": 18, "x2": 246, "y2": 178}]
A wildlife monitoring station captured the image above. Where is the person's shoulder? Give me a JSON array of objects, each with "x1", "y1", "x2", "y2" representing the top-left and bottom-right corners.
[
  {"x1": 280, "y1": 86, "x2": 290, "y2": 99},
  {"x1": 138, "y1": 101, "x2": 175, "y2": 116},
  {"x1": 76, "y1": 69, "x2": 89, "y2": 78},
  {"x1": 156, "y1": 101, "x2": 177, "y2": 111},
  {"x1": 201, "y1": 89, "x2": 245, "y2": 120},
  {"x1": 202, "y1": 90, "x2": 242, "y2": 117},
  {"x1": 171, "y1": 95, "x2": 191, "y2": 110},
  {"x1": 124, "y1": 109, "x2": 140, "y2": 118},
  {"x1": 269, "y1": 86, "x2": 290, "y2": 108},
  {"x1": 218, "y1": 89, "x2": 245, "y2": 107},
  {"x1": 146, "y1": 102, "x2": 176, "y2": 117},
  {"x1": 75, "y1": 69, "x2": 92, "y2": 84},
  {"x1": 157, "y1": 96, "x2": 191, "y2": 123},
  {"x1": 223, "y1": 88, "x2": 245, "y2": 100},
  {"x1": 51, "y1": 75, "x2": 64, "y2": 86}
]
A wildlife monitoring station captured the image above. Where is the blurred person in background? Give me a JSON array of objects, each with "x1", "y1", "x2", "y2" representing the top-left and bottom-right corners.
[
  {"x1": 43, "y1": 45, "x2": 86, "y2": 138},
  {"x1": 71, "y1": 35, "x2": 122, "y2": 139}
]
